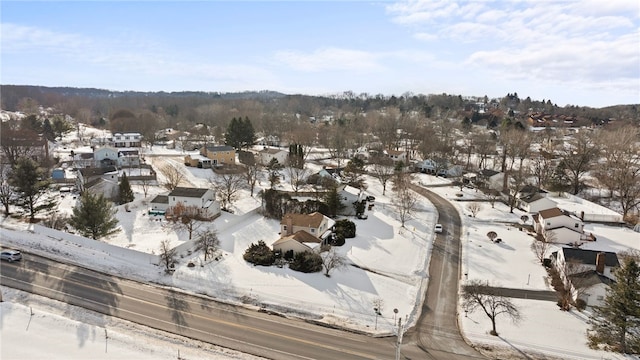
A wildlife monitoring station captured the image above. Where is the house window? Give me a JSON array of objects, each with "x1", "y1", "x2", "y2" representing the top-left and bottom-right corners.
[
  {"x1": 574, "y1": 223, "x2": 579, "y2": 228},
  {"x1": 597, "y1": 295, "x2": 604, "y2": 301},
  {"x1": 310, "y1": 228, "x2": 315, "y2": 233},
  {"x1": 546, "y1": 222, "x2": 551, "y2": 226},
  {"x1": 283, "y1": 225, "x2": 287, "y2": 231}
]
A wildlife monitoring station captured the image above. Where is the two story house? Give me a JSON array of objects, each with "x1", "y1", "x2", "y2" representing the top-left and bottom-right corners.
[
  {"x1": 272, "y1": 212, "x2": 335, "y2": 255},
  {"x1": 534, "y1": 207, "x2": 584, "y2": 243},
  {"x1": 112, "y1": 133, "x2": 142, "y2": 148},
  {"x1": 150, "y1": 187, "x2": 220, "y2": 219},
  {"x1": 554, "y1": 248, "x2": 619, "y2": 307},
  {"x1": 259, "y1": 148, "x2": 288, "y2": 166},
  {"x1": 200, "y1": 145, "x2": 235, "y2": 166}
]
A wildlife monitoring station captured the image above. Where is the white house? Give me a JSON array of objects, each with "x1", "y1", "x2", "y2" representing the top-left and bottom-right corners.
[
  {"x1": 112, "y1": 133, "x2": 142, "y2": 148},
  {"x1": 154, "y1": 187, "x2": 221, "y2": 219},
  {"x1": 259, "y1": 148, "x2": 288, "y2": 166},
  {"x1": 519, "y1": 194, "x2": 557, "y2": 213},
  {"x1": 76, "y1": 166, "x2": 119, "y2": 193},
  {"x1": 554, "y1": 248, "x2": 619, "y2": 307},
  {"x1": 568, "y1": 271, "x2": 615, "y2": 308},
  {"x1": 477, "y1": 169, "x2": 505, "y2": 190},
  {"x1": 534, "y1": 207, "x2": 584, "y2": 243},
  {"x1": 385, "y1": 149, "x2": 407, "y2": 163},
  {"x1": 94, "y1": 147, "x2": 119, "y2": 168},
  {"x1": 116, "y1": 149, "x2": 140, "y2": 167}
]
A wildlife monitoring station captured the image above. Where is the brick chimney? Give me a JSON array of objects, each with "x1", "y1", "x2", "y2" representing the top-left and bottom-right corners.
[{"x1": 595, "y1": 252, "x2": 605, "y2": 274}]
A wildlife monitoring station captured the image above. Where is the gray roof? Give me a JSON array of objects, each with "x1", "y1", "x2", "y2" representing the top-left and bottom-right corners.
[
  {"x1": 569, "y1": 270, "x2": 615, "y2": 287},
  {"x1": 204, "y1": 145, "x2": 234, "y2": 152},
  {"x1": 168, "y1": 187, "x2": 209, "y2": 198},
  {"x1": 562, "y1": 248, "x2": 620, "y2": 267},
  {"x1": 150, "y1": 195, "x2": 169, "y2": 204}
]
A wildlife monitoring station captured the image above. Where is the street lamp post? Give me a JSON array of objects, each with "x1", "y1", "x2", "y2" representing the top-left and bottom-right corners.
[
  {"x1": 395, "y1": 316, "x2": 404, "y2": 360},
  {"x1": 373, "y1": 307, "x2": 381, "y2": 330}
]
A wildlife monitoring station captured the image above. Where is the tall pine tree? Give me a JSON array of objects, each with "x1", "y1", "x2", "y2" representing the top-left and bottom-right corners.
[
  {"x1": 70, "y1": 192, "x2": 120, "y2": 240},
  {"x1": 118, "y1": 172, "x2": 134, "y2": 204},
  {"x1": 588, "y1": 255, "x2": 640, "y2": 354},
  {"x1": 9, "y1": 157, "x2": 56, "y2": 222},
  {"x1": 324, "y1": 186, "x2": 344, "y2": 218},
  {"x1": 225, "y1": 116, "x2": 255, "y2": 150}
]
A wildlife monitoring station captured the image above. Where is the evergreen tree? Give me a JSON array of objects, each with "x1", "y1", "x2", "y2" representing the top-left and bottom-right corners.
[
  {"x1": 42, "y1": 118, "x2": 55, "y2": 141},
  {"x1": 118, "y1": 172, "x2": 135, "y2": 204},
  {"x1": 324, "y1": 186, "x2": 344, "y2": 217},
  {"x1": 9, "y1": 157, "x2": 56, "y2": 222},
  {"x1": 588, "y1": 256, "x2": 640, "y2": 354},
  {"x1": 225, "y1": 116, "x2": 255, "y2": 151},
  {"x1": 70, "y1": 192, "x2": 120, "y2": 240}
]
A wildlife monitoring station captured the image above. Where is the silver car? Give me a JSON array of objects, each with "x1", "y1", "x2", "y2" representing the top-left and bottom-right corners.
[{"x1": 0, "y1": 250, "x2": 22, "y2": 262}]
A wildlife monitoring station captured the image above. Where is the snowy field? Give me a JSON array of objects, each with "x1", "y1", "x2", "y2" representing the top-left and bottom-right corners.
[{"x1": 2, "y1": 125, "x2": 640, "y2": 359}]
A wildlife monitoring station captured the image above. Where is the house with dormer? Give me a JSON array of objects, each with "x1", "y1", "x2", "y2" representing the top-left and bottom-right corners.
[
  {"x1": 385, "y1": 149, "x2": 407, "y2": 164},
  {"x1": 534, "y1": 207, "x2": 583, "y2": 243},
  {"x1": 273, "y1": 212, "x2": 335, "y2": 255}
]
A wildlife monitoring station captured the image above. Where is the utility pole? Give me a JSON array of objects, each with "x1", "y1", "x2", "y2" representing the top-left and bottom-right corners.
[{"x1": 395, "y1": 316, "x2": 404, "y2": 360}]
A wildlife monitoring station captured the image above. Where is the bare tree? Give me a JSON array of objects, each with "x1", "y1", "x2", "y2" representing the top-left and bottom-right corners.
[
  {"x1": 159, "y1": 163, "x2": 186, "y2": 191},
  {"x1": 486, "y1": 190, "x2": 500, "y2": 208},
  {"x1": 243, "y1": 161, "x2": 260, "y2": 197},
  {"x1": 159, "y1": 239, "x2": 177, "y2": 274},
  {"x1": 467, "y1": 202, "x2": 482, "y2": 218},
  {"x1": 593, "y1": 125, "x2": 640, "y2": 218},
  {"x1": 286, "y1": 164, "x2": 309, "y2": 194},
  {"x1": 370, "y1": 156, "x2": 395, "y2": 195},
  {"x1": 558, "y1": 131, "x2": 599, "y2": 195},
  {"x1": 195, "y1": 229, "x2": 220, "y2": 262},
  {"x1": 392, "y1": 172, "x2": 417, "y2": 228},
  {"x1": 531, "y1": 238, "x2": 550, "y2": 264},
  {"x1": 138, "y1": 178, "x2": 152, "y2": 198},
  {"x1": 557, "y1": 260, "x2": 592, "y2": 310},
  {"x1": 321, "y1": 246, "x2": 348, "y2": 277},
  {"x1": 462, "y1": 280, "x2": 521, "y2": 336},
  {"x1": 166, "y1": 202, "x2": 205, "y2": 240},
  {"x1": 210, "y1": 172, "x2": 244, "y2": 210},
  {"x1": 0, "y1": 166, "x2": 14, "y2": 215}
]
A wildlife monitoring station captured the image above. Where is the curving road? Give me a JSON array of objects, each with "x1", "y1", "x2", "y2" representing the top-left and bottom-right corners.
[
  {"x1": 404, "y1": 184, "x2": 485, "y2": 359},
  {"x1": 0, "y1": 183, "x2": 484, "y2": 360}
]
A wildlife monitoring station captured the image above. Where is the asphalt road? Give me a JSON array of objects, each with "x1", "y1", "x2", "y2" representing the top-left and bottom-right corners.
[
  {"x1": 0, "y1": 184, "x2": 485, "y2": 360},
  {"x1": 406, "y1": 184, "x2": 485, "y2": 359},
  {"x1": 1, "y1": 254, "x2": 400, "y2": 360}
]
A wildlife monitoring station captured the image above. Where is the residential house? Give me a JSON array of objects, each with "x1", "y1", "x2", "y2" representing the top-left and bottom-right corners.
[
  {"x1": 534, "y1": 207, "x2": 584, "y2": 243},
  {"x1": 568, "y1": 271, "x2": 615, "y2": 307},
  {"x1": 76, "y1": 166, "x2": 118, "y2": 194},
  {"x1": 273, "y1": 212, "x2": 335, "y2": 255},
  {"x1": 112, "y1": 133, "x2": 142, "y2": 148},
  {"x1": 476, "y1": 169, "x2": 504, "y2": 190},
  {"x1": 554, "y1": 248, "x2": 620, "y2": 307},
  {"x1": 184, "y1": 153, "x2": 212, "y2": 168},
  {"x1": 259, "y1": 148, "x2": 289, "y2": 166},
  {"x1": 519, "y1": 194, "x2": 557, "y2": 213},
  {"x1": 117, "y1": 149, "x2": 140, "y2": 167},
  {"x1": 385, "y1": 149, "x2": 407, "y2": 164},
  {"x1": 200, "y1": 145, "x2": 235, "y2": 166},
  {"x1": 160, "y1": 187, "x2": 221, "y2": 219},
  {"x1": 94, "y1": 147, "x2": 119, "y2": 168},
  {"x1": 272, "y1": 231, "x2": 323, "y2": 255}
]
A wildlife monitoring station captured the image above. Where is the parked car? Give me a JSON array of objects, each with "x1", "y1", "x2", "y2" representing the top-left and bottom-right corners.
[
  {"x1": 357, "y1": 213, "x2": 368, "y2": 220},
  {"x1": 1, "y1": 249, "x2": 22, "y2": 262},
  {"x1": 366, "y1": 196, "x2": 375, "y2": 202},
  {"x1": 434, "y1": 224, "x2": 443, "y2": 233}
]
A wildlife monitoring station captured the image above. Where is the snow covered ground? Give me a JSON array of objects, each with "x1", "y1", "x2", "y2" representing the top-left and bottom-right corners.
[{"x1": 2, "y1": 127, "x2": 639, "y2": 359}]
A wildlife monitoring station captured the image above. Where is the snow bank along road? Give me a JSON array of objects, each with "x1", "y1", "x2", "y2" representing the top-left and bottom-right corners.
[{"x1": 1, "y1": 253, "x2": 403, "y2": 360}]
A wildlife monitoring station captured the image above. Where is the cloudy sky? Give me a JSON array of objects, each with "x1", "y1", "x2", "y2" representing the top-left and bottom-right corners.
[{"x1": 1, "y1": 0, "x2": 638, "y2": 107}]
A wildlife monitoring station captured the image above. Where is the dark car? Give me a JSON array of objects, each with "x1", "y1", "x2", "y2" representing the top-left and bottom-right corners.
[{"x1": 366, "y1": 196, "x2": 376, "y2": 202}]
